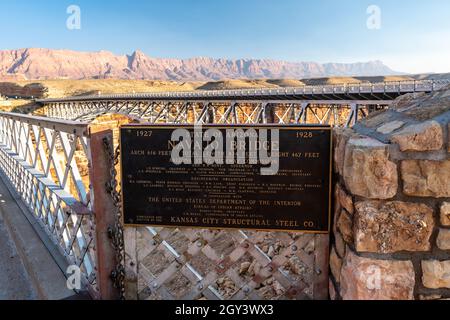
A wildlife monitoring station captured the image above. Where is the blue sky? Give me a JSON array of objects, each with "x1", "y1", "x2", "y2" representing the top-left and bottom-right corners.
[{"x1": 1, "y1": 0, "x2": 449, "y2": 73}]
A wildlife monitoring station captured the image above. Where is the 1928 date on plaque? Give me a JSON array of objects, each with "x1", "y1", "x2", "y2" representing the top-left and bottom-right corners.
[{"x1": 120, "y1": 125, "x2": 332, "y2": 233}]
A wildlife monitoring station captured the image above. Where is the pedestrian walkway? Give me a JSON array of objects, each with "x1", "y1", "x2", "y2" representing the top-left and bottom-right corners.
[
  {"x1": 0, "y1": 214, "x2": 36, "y2": 300},
  {"x1": 0, "y1": 175, "x2": 76, "y2": 300}
]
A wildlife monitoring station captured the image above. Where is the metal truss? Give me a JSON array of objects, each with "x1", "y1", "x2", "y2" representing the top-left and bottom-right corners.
[
  {"x1": 0, "y1": 112, "x2": 98, "y2": 297},
  {"x1": 40, "y1": 100, "x2": 388, "y2": 127},
  {"x1": 37, "y1": 79, "x2": 450, "y2": 104},
  {"x1": 37, "y1": 79, "x2": 450, "y2": 126}
]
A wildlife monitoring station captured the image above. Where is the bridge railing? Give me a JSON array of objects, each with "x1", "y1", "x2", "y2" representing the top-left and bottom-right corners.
[{"x1": 0, "y1": 112, "x2": 118, "y2": 299}]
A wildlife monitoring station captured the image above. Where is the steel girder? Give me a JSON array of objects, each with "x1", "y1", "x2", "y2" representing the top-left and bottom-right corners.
[{"x1": 40, "y1": 100, "x2": 389, "y2": 127}]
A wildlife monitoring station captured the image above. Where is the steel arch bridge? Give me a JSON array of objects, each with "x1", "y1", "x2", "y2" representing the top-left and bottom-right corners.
[{"x1": 36, "y1": 79, "x2": 450, "y2": 126}]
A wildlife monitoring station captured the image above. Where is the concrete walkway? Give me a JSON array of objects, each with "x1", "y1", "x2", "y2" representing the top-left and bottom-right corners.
[
  {"x1": 0, "y1": 175, "x2": 76, "y2": 300},
  {"x1": 0, "y1": 213, "x2": 36, "y2": 300}
]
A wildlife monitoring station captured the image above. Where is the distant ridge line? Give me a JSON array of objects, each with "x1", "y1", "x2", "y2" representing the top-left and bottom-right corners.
[{"x1": 0, "y1": 48, "x2": 400, "y2": 81}]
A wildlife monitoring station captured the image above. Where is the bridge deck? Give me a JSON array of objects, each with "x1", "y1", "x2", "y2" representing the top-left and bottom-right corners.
[
  {"x1": 37, "y1": 80, "x2": 450, "y2": 104},
  {"x1": 0, "y1": 212, "x2": 36, "y2": 300},
  {"x1": 0, "y1": 174, "x2": 76, "y2": 300}
]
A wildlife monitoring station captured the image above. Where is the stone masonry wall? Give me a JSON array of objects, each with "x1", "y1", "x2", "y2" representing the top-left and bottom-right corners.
[{"x1": 330, "y1": 87, "x2": 450, "y2": 300}]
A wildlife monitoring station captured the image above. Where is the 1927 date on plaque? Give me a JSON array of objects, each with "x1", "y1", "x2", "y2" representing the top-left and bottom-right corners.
[{"x1": 120, "y1": 125, "x2": 332, "y2": 233}]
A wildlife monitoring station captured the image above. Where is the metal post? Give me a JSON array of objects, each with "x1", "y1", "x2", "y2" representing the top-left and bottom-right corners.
[
  {"x1": 124, "y1": 228, "x2": 138, "y2": 300},
  {"x1": 346, "y1": 103, "x2": 359, "y2": 127},
  {"x1": 313, "y1": 234, "x2": 329, "y2": 300},
  {"x1": 298, "y1": 103, "x2": 309, "y2": 124},
  {"x1": 263, "y1": 103, "x2": 275, "y2": 124},
  {"x1": 206, "y1": 103, "x2": 215, "y2": 124},
  {"x1": 352, "y1": 103, "x2": 359, "y2": 125},
  {"x1": 87, "y1": 124, "x2": 120, "y2": 300}
]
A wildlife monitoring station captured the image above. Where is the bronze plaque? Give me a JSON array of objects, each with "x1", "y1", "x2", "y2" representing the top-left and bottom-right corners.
[{"x1": 120, "y1": 125, "x2": 332, "y2": 233}]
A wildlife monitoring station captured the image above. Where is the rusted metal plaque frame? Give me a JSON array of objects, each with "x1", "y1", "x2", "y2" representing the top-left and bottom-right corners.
[{"x1": 120, "y1": 125, "x2": 332, "y2": 233}]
